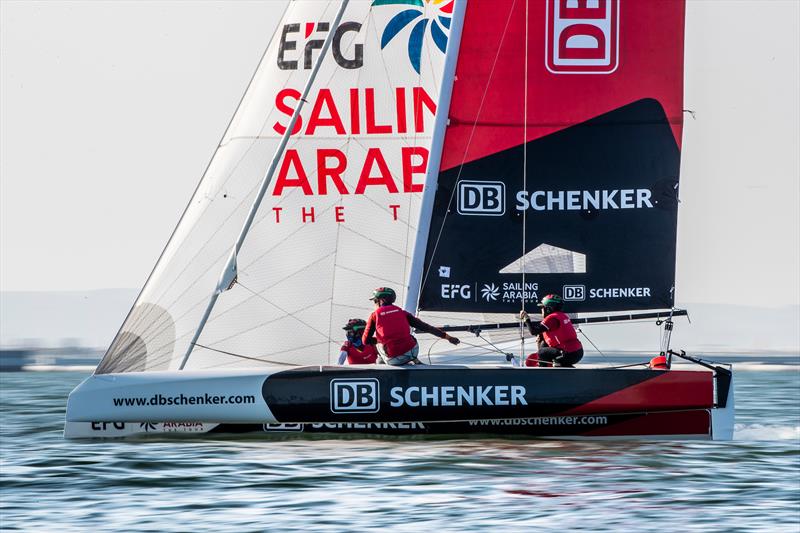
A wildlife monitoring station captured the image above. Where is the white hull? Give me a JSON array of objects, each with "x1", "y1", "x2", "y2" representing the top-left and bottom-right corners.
[
  {"x1": 65, "y1": 364, "x2": 735, "y2": 440},
  {"x1": 65, "y1": 369, "x2": 279, "y2": 424}
]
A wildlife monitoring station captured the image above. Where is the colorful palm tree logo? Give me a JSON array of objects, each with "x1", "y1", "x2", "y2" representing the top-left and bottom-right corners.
[{"x1": 372, "y1": 0, "x2": 453, "y2": 74}]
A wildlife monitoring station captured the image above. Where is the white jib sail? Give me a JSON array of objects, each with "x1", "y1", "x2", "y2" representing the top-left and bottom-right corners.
[{"x1": 98, "y1": 0, "x2": 456, "y2": 373}]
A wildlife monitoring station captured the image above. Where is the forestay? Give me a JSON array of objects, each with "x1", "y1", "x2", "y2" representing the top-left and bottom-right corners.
[{"x1": 97, "y1": 0, "x2": 457, "y2": 373}]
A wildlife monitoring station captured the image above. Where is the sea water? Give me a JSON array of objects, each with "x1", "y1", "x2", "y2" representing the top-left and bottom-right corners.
[{"x1": 1, "y1": 362, "x2": 798, "y2": 532}]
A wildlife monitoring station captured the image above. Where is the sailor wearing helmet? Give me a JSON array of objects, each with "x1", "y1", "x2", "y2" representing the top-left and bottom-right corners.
[
  {"x1": 363, "y1": 287, "x2": 460, "y2": 366},
  {"x1": 519, "y1": 294, "x2": 584, "y2": 368},
  {"x1": 337, "y1": 318, "x2": 379, "y2": 365}
]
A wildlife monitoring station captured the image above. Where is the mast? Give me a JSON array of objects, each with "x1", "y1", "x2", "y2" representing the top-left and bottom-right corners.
[
  {"x1": 179, "y1": 0, "x2": 350, "y2": 370},
  {"x1": 404, "y1": 0, "x2": 467, "y2": 315}
]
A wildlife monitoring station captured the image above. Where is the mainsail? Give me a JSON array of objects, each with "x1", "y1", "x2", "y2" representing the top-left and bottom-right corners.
[
  {"x1": 98, "y1": 0, "x2": 458, "y2": 373},
  {"x1": 417, "y1": 0, "x2": 686, "y2": 314}
]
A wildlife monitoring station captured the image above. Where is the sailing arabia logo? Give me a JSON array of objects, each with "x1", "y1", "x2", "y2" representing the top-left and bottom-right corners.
[
  {"x1": 373, "y1": 0, "x2": 453, "y2": 73},
  {"x1": 481, "y1": 283, "x2": 500, "y2": 302}
]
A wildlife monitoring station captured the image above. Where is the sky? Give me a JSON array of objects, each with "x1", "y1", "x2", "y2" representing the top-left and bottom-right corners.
[{"x1": 1, "y1": 0, "x2": 799, "y2": 308}]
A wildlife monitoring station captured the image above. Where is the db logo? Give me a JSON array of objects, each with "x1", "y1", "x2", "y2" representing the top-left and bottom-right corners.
[
  {"x1": 546, "y1": 0, "x2": 619, "y2": 74},
  {"x1": 330, "y1": 379, "x2": 380, "y2": 413},
  {"x1": 562, "y1": 285, "x2": 586, "y2": 301},
  {"x1": 457, "y1": 180, "x2": 505, "y2": 216},
  {"x1": 262, "y1": 423, "x2": 304, "y2": 432}
]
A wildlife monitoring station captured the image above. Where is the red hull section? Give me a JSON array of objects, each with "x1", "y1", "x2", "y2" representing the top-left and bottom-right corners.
[
  {"x1": 582, "y1": 410, "x2": 711, "y2": 438},
  {"x1": 563, "y1": 370, "x2": 714, "y2": 416}
]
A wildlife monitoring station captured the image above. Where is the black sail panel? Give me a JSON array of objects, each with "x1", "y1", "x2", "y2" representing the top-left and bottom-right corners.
[{"x1": 420, "y1": 99, "x2": 680, "y2": 313}]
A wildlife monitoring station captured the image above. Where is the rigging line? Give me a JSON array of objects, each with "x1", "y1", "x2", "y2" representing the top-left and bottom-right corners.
[
  {"x1": 577, "y1": 327, "x2": 608, "y2": 361},
  {"x1": 437, "y1": 335, "x2": 510, "y2": 357},
  {"x1": 419, "y1": 0, "x2": 518, "y2": 292},
  {"x1": 521, "y1": 0, "x2": 530, "y2": 363},
  {"x1": 192, "y1": 342, "x2": 307, "y2": 368},
  {"x1": 476, "y1": 331, "x2": 515, "y2": 357},
  {"x1": 203, "y1": 342, "x2": 328, "y2": 369},
  {"x1": 456, "y1": 341, "x2": 508, "y2": 358},
  {"x1": 428, "y1": 349, "x2": 504, "y2": 365},
  {"x1": 426, "y1": 337, "x2": 442, "y2": 364},
  {"x1": 607, "y1": 362, "x2": 651, "y2": 369}
]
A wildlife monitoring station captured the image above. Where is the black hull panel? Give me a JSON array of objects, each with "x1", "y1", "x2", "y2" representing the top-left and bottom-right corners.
[
  {"x1": 212, "y1": 409, "x2": 712, "y2": 439},
  {"x1": 263, "y1": 366, "x2": 714, "y2": 423}
]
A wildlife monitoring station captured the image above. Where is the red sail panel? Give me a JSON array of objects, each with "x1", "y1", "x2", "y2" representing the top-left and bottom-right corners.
[{"x1": 441, "y1": 0, "x2": 685, "y2": 172}]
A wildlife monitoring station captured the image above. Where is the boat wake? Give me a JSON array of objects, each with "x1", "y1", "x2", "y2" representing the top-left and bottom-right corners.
[{"x1": 734, "y1": 423, "x2": 800, "y2": 441}]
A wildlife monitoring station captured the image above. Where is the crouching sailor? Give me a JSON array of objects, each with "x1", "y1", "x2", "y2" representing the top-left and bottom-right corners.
[
  {"x1": 363, "y1": 287, "x2": 460, "y2": 366},
  {"x1": 520, "y1": 294, "x2": 584, "y2": 368},
  {"x1": 338, "y1": 319, "x2": 378, "y2": 365}
]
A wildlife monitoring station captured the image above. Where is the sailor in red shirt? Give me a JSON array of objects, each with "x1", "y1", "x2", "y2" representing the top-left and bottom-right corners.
[
  {"x1": 520, "y1": 294, "x2": 584, "y2": 368},
  {"x1": 337, "y1": 319, "x2": 378, "y2": 365},
  {"x1": 363, "y1": 287, "x2": 460, "y2": 365}
]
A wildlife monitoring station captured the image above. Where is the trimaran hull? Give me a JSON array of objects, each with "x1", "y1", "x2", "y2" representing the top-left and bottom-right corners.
[{"x1": 64, "y1": 365, "x2": 735, "y2": 440}]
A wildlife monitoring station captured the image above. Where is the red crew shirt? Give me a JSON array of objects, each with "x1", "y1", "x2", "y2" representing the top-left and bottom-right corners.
[
  {"x1": 363, "y1": 304, "x2": 418, "y2": 357},
  {"x1": 542, "y1": 312, "x2": 582, "y2": 352},
  {"x1": 340, "y1": 341, "x2": 378, "y2": 364}
]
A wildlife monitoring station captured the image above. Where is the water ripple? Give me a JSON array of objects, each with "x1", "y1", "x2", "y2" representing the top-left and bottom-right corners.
[{"x1": 1, "y1": 370, "x2": 799, "y2": 531}]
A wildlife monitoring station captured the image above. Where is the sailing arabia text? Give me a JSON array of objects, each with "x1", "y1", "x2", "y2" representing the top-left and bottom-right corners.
[{"x1": 270, "y1": 87, "x2": 436, "y2": 202}]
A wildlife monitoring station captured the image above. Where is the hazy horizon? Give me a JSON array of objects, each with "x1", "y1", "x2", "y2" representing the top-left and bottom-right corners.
[{"x1": 2, "y1": 288, "x2": 798, "y2": 354}]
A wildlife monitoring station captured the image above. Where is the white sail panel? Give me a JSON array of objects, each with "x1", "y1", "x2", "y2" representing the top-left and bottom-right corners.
[
  {"x1": 498, "y1": 244, "x2": 587, "y2": 275},
  {"x1": 98, "y1": 0, "x2": 454, "y2": 373}
]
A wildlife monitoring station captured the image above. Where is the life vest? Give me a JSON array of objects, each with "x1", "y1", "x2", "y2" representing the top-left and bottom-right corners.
[
  {"x1": 369, "y1": 304, "x2": 417, "y2": 357},
  {"x1": 541, "y1": 311, "x2": 582, "y2": 352},
  {"x1": 341, "y1": 341, "x2": 378, "y2": 365}
]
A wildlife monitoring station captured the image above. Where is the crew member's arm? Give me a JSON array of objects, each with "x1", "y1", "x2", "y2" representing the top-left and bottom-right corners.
[
  {"x1": 519, "y1": 311, "x2": 549, "y2": 335},
  {"x1": 407, "y1": 314, "x2": 460, "y2": 345},
  {"x1": 337, "y1": 350, "x2": 348, "y2": 365},
  {"x1": 362, "y1": 314, "x2": 377, "y2": 345}
]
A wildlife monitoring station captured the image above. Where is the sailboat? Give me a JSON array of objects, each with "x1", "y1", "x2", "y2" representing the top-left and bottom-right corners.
[{"x1": 65, "y1": 0, "x2": 734, "y2": 439}]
